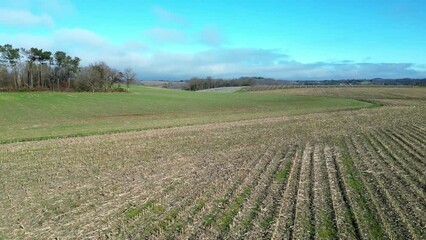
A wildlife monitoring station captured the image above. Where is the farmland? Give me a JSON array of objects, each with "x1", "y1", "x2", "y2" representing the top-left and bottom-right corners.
[
  {"x1": 246, "y1": 86, "x2": 426, "y2": 106},
  {"x1": 0, "y1": 87, "x2": 425, "y2": 239},
  {"x1": 0, "y1": 86, "x2": 370, "y2": 143}
]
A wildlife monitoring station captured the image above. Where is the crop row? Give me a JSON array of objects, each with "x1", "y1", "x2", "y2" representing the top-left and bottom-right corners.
[
  {"x1": 142, "y1": 124, "x2": 425, "y2": 239},
  {"x1": 1, "y1": 113, "x2": 424, "y2": 239}
]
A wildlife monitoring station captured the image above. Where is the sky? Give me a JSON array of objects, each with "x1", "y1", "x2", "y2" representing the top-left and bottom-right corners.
[{"x1": 1, "y1": 0, "x2": 426, "y2": 80}]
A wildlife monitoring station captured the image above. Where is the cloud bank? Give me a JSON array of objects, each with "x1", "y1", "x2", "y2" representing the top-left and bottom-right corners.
[
  {"x1": 2, "y1": 28, "x2": 425, "y2": 80},
  {"x1": 137, "y1": 53, "x2": 425, "y2": 80}
]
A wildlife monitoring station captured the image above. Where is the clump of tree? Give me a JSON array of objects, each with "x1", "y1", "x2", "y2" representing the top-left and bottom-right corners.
[
  {"x1": 0, "y1": 43, "x2": 136, "y2": 91},
  {"x1": 185, "y1": 77, "x2": 256, "y2": 91},
  {"x1": 72, "y1": 63, "x2": 135, "y2": 92},
  {"x1": 0, "y1": 44, "x2": 21, "y2": 89}
]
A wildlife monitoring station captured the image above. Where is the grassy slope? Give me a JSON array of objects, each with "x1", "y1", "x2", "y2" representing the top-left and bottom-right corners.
[{"x1": 0, "y1": 86, "x2": 371, "y2": 142}]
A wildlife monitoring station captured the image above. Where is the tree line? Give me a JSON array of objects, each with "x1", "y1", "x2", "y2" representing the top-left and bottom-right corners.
[
  {"x1": 183, "y1": 77, "x2": 425, "y2": 91},
  {"x1": 185, "y1": 77, "x2": 257, "y2": 91},
  {"x1": 0, "y1": 44, "x2": 136, "y2": 91}
]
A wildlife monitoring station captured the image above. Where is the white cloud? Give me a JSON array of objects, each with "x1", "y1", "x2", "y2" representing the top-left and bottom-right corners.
[
  {"x1": 127, "y1": 49, "x2": 425, "y2": 80},
  {"x1": 122, "y1": 40, "x2": 149, "y2": 52},
  {"x1": 0, "y1": 28, "x2": 110, "y2": 53},
  {"x1": 54, "y1": 28, "x2": 109, "y2": 48},
  {"x1": 1, "y1": 30, "x2": 425, "y2": 80},
  {"x1": 0, "y1": 33, "x2": 51, "y2": 49},
  {"x1": 0, "y1": 8, "x2": 53, "y2": 27}
]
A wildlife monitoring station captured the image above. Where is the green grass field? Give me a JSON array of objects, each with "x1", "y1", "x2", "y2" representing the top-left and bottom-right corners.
[{"x1": 0, "y1": 86, "x2": 372, "y2": 143}]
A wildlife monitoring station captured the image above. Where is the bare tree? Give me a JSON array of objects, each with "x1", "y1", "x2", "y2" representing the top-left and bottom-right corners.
[{"x1": 123, "y1": 68, "x2": 136, "y2": 89}]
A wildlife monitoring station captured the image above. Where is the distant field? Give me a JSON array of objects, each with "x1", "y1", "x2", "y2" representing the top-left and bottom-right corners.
[
  {"x1": 0, "y1": 86, "x2": 425, "y2": 239},
  {"x1": 140, "y1": 81, "x2": 169, "y2": 87},
  {"x1": 197, "y1": 86, "x2": 244, "y2": 93},
  {"x1": 0, "y1": 86, "x2": 370, "y2": 142},
  {"x1": 248, "y1": 85, "x2": 425, "y2": 98}
]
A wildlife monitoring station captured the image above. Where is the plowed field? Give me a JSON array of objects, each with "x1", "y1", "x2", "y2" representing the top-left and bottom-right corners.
[{"x1": 0, "y1": 87, "x2": 425, "y2": 239}]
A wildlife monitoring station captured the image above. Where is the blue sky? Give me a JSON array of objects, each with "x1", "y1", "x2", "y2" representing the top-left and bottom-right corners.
[{"x1": 1, "y1": 0, "x2": 425, "y2": 80}]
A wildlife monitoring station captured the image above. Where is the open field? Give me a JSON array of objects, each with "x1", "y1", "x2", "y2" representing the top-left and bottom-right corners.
[
  {"x1": 246, "y1": 86, "x2": 425, "y2": 98},
  {"x1": 0, "y1": 86, "x2": 370, "y2": 143},
  {"x1": 197, "y1": 87, "x2": 244, "y2": 93},
  {"x1": 247, "y1": 86, "x2": 426, "y2": 105},
  {"x1": 0, "y1": 87, "x2": 425, "y2": 239}
]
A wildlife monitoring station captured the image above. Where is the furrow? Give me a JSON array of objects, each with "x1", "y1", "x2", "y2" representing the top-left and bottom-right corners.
[
  {"x1": 187, "y1": 146, "x2": 277, "y2": 239},
  {"x1": 335, "y1": 140, "x2": 383, "y2": 239},
  {"x1": 247, "y1": 147, "x2": 297, "y2": 240},
  {"x1": 402, "y1": 125, "x2": 426, "y2": 147},
  {"x1": 292, "y1": 143, "x2": 315, "y2": 240},
  {"x1": 367, "y1": 132, "x2": 426, "y2": 199},
  {"x1": 381, "y1": 129, "x2": 426, "y2": 168},
  {"x1": 178, "y1": 146, "x2": 275, "y2": 239},
  {"x1": 354, "y1": 135, "x2": 423, "y2": 239},
  {"x1": 411, "y1": 124, "x2": 426, "y2": 133},
  {"x1": 270, "y1": 145, "x2": 304, "y2": 240},
  {"x1": 403, "y1": 125, "x2": 426, "y2": 144},
  {"x1": 226, "y1": 148, "x2": 286, "y2": 239},
  {"x1": 52, "y1": 167, "x2": 195, "y2": 238},
  {"x1": 394, "y1": 126, "x2": 426, "y2": 157},
  {"x1": 313, "y1": 143, "x2": 337, "y2": 239},
  {"x1": 347, "y1": 136, "x2": 412, "y2": 239},
  {"x1": 116, "y1": 151, "x2": 254, "y2": 238},
  {"x1": 113, "y1": 165, "x2": 226, "y2": 238},
  {"x1": 324, "y1": 145, "x2": 358, "y2": 239},
  {"x1": 149, "y1": 154, "x2": 256, "y2": 239},
  {"x1": 392, "y1": 128, "x2": 426, "y2": 159},
  {"x1": 156, "y1": 150, "x2": 267, "y2": 239}
]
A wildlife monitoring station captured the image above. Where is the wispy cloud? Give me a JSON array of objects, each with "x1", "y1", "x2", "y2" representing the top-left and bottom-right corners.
[
  {"x1": 0, "y1": 0, "x2": 74, "y2": 15},
  {"x1": 0, "y1": 8, "x2": 54, "y2": 27},
  {"x1": 55, "y1": 28, "x2": 109, "y2": 48},
  {"x1": 38, "y1": 0, "x2": 75, "y2": 16},
  {"x1": 152, "y1": 6, "x2": 188, "y2": 26},
  {"x1": 192, "y1": 48, "x2": 287, "y2": 65},
  {"x1": 145, "y1": 28, "x2": 187, "y2": 44},
  {"x1": 198, "y1": 26, "x2": 225, "y2": 46}
]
